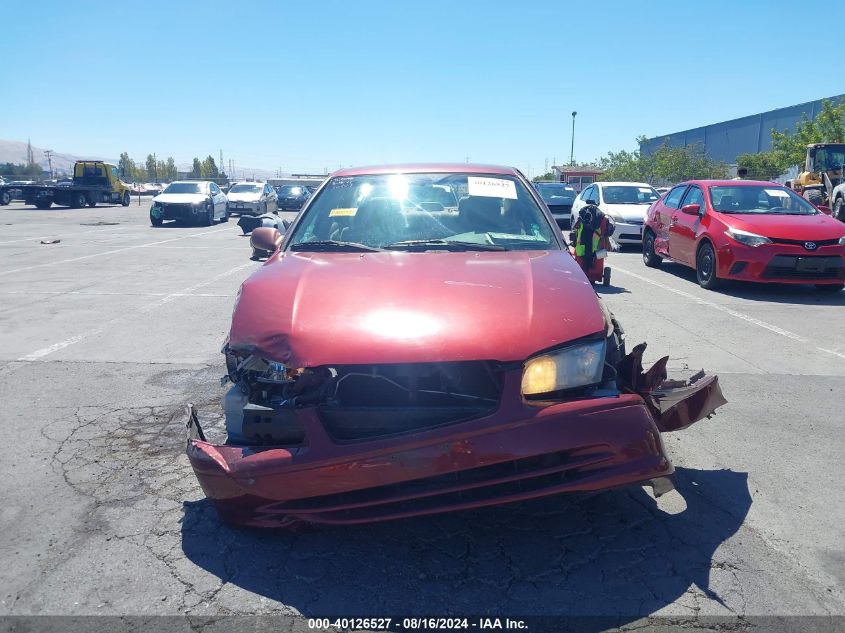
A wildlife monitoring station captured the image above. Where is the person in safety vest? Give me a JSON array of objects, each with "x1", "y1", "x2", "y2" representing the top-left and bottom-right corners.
[{"x1": 571, "y1": 204, "x2": 614, "y2": 272}]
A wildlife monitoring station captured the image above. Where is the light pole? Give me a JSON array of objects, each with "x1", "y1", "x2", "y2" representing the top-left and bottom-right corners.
[{"x1": 570, "y1": 111, "x2": 577, "y2": 166}]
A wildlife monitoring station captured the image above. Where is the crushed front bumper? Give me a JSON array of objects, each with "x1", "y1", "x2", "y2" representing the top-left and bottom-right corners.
[{"x1": 186, "y1": 351, "x2": 725, "y2": 527}]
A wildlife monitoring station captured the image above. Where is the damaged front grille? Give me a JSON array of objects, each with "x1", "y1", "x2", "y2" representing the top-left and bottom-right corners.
[
  {"x1": 223, "y1": 357, "x2": 502, "y2": 445},
  {"x1": 319, "y1": 361, "x2": 501, "y2": 441}
]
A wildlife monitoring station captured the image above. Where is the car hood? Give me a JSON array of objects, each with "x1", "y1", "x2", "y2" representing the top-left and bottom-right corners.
[
  {"x1": 229, "y1": 192, "x2": 261, "y2": 202},
  {"x1": 603, "y1": 202, "x2": 651, "y2": 222},
  {"x1": 725, "y1": 213, "x2": 845, "y2": 241},
  {"x1": 153, "y1": 193, "x2": 207, "y2": 204},
  {"x1": 228, "y1": 250, "x2": 607, "y2": 366}
]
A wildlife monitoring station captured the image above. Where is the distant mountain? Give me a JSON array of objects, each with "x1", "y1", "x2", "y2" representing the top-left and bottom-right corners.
[
  {"x1": 0, "y1": 138, "x2": 277, "y2": 181},
  {"x1": 0, "y1": 139, "x2": 110, "y2": 175}
]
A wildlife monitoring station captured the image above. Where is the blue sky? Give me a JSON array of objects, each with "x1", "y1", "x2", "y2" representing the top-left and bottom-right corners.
[{"x1": 2, "y1": 0, "x2": 841, "y2": 176}]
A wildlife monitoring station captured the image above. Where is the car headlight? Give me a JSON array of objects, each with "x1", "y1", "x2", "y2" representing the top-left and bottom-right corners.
[
  {"x1": 839, "y1": 236, "x2": 845, "y2": 246},
  {"x1": 725, "y1": 227, "x2": 771, "y2": 247},
  {"x1": 521, "y1": 340, "x2": 606, "y2": 397},
  {"x1": 602, "y1": 208, "x2": 622, "y2": 222}
]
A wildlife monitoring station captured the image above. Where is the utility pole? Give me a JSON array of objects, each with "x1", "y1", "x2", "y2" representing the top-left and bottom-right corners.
[
  {"x1": 44, "y1": 150, "x2": 54, "y2": 180},
  {"x1": 570, "y1": 111, "x2": 577, "y2": 166}
]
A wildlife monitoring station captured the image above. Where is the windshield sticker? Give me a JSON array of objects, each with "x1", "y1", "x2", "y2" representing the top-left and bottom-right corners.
[
  {"x1": 329, "y1": 207, "x2": 358, "y2": 217},
  {"x1": 467, "y1": 177, "x2": 517, "y2": 200},
  {"x1": 764, "y1": 188, "x2": 790, "y2": 197}
]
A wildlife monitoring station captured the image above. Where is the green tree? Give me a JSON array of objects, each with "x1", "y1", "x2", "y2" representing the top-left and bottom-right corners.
[
  {"x1": 190, "y1": 157, "x2": 202, "y2": 178},
  {"x1": 145, "y1": 154, "x2": 157, "y2": 181},
  {"x1": 164, "y1": 157, "x2": 177, "y2": 181},
  {"x1": 200, "y1": 155, "x2": 219, "y2": 179},
  {"x1": 736, "y1": 150, "x2": 790, "y2": 180},
  {"x1": 119, "y1": 152, "x2": 135, "y2": 178},
  {"x1": 532, "y1": 171, "x2": 556, "y2": 182},
  {"x1": 770, "y1": 98, "x2": 845, "y2": 168},
  {"x1": 596, "y1": 136, "x2": 728, "y2": 183}
]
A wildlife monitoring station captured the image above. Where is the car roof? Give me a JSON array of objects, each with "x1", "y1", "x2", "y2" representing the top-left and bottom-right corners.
[
  {"x1": 170, "y1": 180, "x2": 208, "y2": 185},
  {"x1": 332, "y1": 163, "x2": 520, "y2": 177},
  {"x1": 596, "y1": 181, "x2": 654, "y2": 187},
  {"x1": 682, "y1": 179, "x2": 780, "y2": 187}
]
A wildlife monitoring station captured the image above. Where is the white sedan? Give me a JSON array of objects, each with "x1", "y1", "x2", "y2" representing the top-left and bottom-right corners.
[
  {"x1": 227, "y1": 182, "x2": 278, "y2": 216},
  {"x1": 572, "y1": 181, "x2": 661, "y2": 244},
  {"x1": 150, "y1": 181, "x2": 229, "y2": 227}
]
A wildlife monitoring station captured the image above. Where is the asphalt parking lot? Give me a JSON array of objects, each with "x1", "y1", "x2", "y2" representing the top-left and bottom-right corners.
[{"x1": 1, "y1": 199, "x2": 843, "y2": 628}]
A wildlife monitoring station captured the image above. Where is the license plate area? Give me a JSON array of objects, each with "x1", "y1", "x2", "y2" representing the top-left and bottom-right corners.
[{"x1": 797, "y1": 257, "x2": 825, "y2": 272}]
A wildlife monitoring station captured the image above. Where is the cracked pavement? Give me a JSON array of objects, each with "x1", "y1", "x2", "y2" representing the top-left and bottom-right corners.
[{"x1": 0, "y1": 201, "x2": 843, "y2": 630}]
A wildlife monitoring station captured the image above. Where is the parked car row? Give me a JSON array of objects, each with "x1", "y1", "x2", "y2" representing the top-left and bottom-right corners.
[{"x1": 148, "y1": 179, "x2": 317, "y2": 226}]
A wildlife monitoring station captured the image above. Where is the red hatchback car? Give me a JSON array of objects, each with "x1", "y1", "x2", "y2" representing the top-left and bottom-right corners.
[
  {"x1": 187, "y1": 164, "x2": 725, "y2": 528},
  {"x1": 643, "y1": 180, "x2": 845, "y2": 291}
]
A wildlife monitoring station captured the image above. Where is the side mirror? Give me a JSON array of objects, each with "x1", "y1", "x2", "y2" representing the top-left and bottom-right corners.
[
  {"x1": 585, "y1": 198, "x2": 598, "y2": 206},
  {"x1": 250, "y1": 227, "x2": 282, "y2": 256},
  {"x1": 681, "y1": 203, "x2": 701, "y2": 216}
]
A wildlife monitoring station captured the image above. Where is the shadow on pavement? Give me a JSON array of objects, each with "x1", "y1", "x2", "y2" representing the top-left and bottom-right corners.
[
  {"x1": 181, "y1": 467, "x2": 750, "y2": 626},
  {"x1": 657, "y1": 261, "x2": 845, "y2": 305}
]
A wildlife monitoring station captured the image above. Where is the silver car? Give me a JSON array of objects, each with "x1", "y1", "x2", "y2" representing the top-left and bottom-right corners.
[{"x1": 227, "y1": 182, "x2": 278, "y2": 216}]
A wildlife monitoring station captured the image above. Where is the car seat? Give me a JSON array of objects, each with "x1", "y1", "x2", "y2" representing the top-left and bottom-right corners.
[
  {"x1": 458, "y1": 196, "x2": 504, "y2": 233},
  {"x1": 342, "y1": 197, "x2": 406, "y2": 245}
]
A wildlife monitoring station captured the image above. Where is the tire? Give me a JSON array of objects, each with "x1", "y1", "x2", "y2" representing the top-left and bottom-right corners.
[
  {"x1": 222, "y1": 204, "x2": 230, "y2": 222},
  {"x1": 696, "y1": 241, "x2": 720, "y2": 290},
  {"x1": 87, "y1": 199, "x2": 97, "y2": 208},
  {"x1": 70, "y1": 192, "x2": 87, "y2": 208},
  {"x1": 203, "y1": 203, "x2": 214, "y2": 226},
  {"x1": 122, "y1": 191, "x2": 130, "y2": 207},
  {"x1": 833, "y1": 197, "x2": 844, "y2": 222},
  {"x1": 803, "y1": 189, "x2": 823, "y2": 206},
  {"x1": 0, "y1": 191, "x2": 10, "y2": 205},
  {"x1": 150, "y1": 212, "x2": 163, "y2": 227},
  {"x1": 35, "y1": 199, "x2": 52, "y2": 209},
  {"x1": 815, "y1": 284, "x2": 844, "y2": 292},
  {"x1": 642, "y1": 230, "x2": 662, "y2": 268}
]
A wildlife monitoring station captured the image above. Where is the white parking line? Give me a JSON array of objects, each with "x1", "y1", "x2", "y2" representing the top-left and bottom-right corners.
[
  {"x1": 16, "y1": 262, "x2": 256, "y2": 361},
  {"x1": 0, "y1": 224, "x2": 128, "y2": 245},
  {"x1": 614, "y1": 265, "x2": 845, "y2": 361},
  {"x1": 0, "y1": 226, "x2": 233, "y2": 276}
]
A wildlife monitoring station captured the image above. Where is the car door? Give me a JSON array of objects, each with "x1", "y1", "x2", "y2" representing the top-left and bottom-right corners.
[
  {"x1": 210, "y1": 183, "x2": 223, "y2": 216},
  {"x1": 668, "y1": 185, "x2": 704, "y2": 266},
  {"x1": 652, "y1": 184, "x2": 688, "y2": 257}
]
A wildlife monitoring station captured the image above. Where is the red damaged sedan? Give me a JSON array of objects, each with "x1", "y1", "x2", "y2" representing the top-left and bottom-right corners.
[
  {"x1": 643, "y1": 180, "x2": 845, "y2": 291},
  {"x1": 187, "y1": 164, "x2": 726, "y2": 527}
]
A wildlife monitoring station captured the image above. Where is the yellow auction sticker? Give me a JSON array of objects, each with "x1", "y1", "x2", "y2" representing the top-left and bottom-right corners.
[{"x1": 329, "y1": 207, "x2": 358, "y2": 217}]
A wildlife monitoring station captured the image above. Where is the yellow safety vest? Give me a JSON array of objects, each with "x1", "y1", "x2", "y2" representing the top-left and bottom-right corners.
[{"x1": 574, "y1": 223, "x2": 601, "y2": 257}]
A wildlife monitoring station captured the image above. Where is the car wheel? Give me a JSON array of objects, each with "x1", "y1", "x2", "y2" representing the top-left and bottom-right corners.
[
  {"x1": 642, "y1": 230, "x2": 662, "y2": 268},
  {"x1": 0, "y1": 191, "x2": 10, "y2": 205},
  {"x1": 696, "y1": 241, "x2": 720, "y2": 290},
  {"x1": 87, "y1": 198, "x2": 97, "y2": 207},
  {"x1": 122, "y1": 191, "x2": 130, "y2": 207},
  {"x1": 150, "y1": 212, "x2": 163, "y2": 227},
  {"x1": 803, "y1": 189, "x2": 823, "y2": 206},
  {"x1": 35, "y1": 199, "x2": 52, "y2": 209},
  {"x1": 815, "y1": 283, "x2": 844, "y2": 292},
  {"x1": 204, "y1": 203, "x2": 214, "y2": 226},
  {"x1": 71, "y1": 192, "x2": 87, "y2": 208},
  {"x1": 833, "y1": 197, "x2": 844, "y2": 222}
]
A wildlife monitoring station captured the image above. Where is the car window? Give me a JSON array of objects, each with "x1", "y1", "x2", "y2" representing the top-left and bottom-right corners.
[
  {"x1": 584, "y1": 185, "x2": 597, "y2": 203},
  {"x1": 709, "y1": 185, "x2": 818, "y2": 215},
  {"x1": 663, "y1": 185, "x2": 688, "y2": 209},
  {"x1": 287, "y1": 172, "x2": 557, "y2": 252},
  {"x1": 602, "y1": 185, "x2": 660, "y2": 204},
  {"x1": 210, "y1": 183, "x2": 220, "y2": 194},
  {"x1": 680, "y1": 186, "x2": 703, "y2": 208}
]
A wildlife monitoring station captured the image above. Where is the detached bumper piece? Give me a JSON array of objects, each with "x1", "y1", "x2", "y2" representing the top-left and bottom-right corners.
[{"x1": 186, "y1": 349, "x2": 726, "y2": 528}]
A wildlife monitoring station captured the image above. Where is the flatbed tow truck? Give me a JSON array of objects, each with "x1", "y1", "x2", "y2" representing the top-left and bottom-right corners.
[{"x1": 0, "y1": 160, "x2": 131, "y2": 208}]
